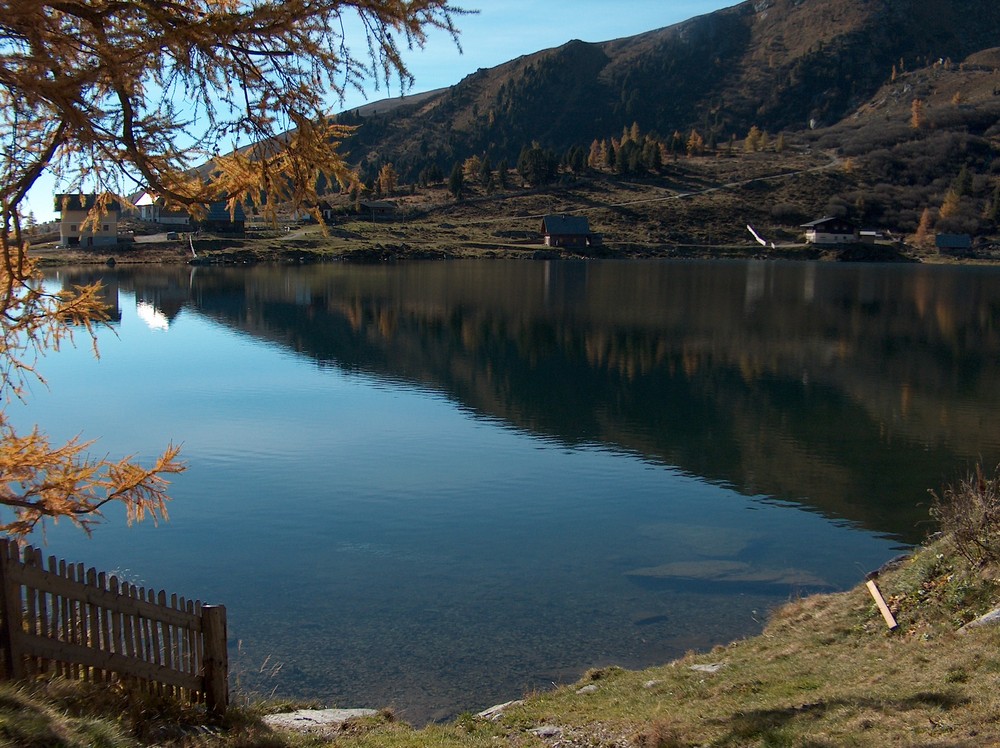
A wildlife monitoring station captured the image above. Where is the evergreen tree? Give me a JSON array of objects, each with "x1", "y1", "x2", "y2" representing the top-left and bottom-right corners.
[
  {"x1": 517, "y1": 143, "x2": 557, "y2": 186},
  {"x1": 448, "y1": 162, "x2": 464, "y2": 200},
  {"x1": 953, "y1": 165, "x2": 973, "y2": 197},
  {"x1": 986, "y1": 183, "x2": 1000, "y2": 224},
  {"x1": 496, "y1": 159, "x2": 509, "y2": 190},
  {"x1": 641, "y1": 140, "x2": 662, "y2": 172},
  {"x1": 479, "y1": 155, "x2": 493, "y2": 186}
]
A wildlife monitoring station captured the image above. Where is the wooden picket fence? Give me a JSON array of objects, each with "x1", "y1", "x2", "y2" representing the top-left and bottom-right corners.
[{"x1": 0, "y1": 540, "x2": 228, "y2": 715}]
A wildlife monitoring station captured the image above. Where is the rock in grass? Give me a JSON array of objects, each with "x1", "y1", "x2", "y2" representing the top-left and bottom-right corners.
[
  {"x1": 476, "y1": 700, "x2": 524, "y2": 720},
  {"x1": 263, "y1": 708, "x2": 377, "y2": 735},
  {"x1": 689, "y1": 663, "x2": 726, "y2": 673},
  {"x1": 532, "y1": 725, "x2": 563, "y2": 737},
  {"x1": 959, "y1": 607, "x2": 1000, "y2": 634}
]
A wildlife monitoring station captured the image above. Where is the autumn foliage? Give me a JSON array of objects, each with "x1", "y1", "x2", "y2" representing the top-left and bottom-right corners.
[{"x1": 0, "y1": 0, "x2": 462, "y2": 534}]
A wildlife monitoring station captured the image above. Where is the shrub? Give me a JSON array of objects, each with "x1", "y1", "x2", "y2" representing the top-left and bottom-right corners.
[{"x1": 930, "y1": 464, "x2": 1000, "y2": 567}]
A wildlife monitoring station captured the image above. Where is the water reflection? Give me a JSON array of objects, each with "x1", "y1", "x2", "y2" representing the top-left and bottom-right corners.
[
  {"x1": 32, "y1": 259, "x2": 1000, "y2": 721},
  {"x1": 53, "y1": 259, "x2": 1000, "y2": 545}
]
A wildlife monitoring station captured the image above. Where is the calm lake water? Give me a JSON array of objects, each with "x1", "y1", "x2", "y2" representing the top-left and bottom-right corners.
[{"x1": 13, "y1": 259, "x2": 1000, "y2": 723}]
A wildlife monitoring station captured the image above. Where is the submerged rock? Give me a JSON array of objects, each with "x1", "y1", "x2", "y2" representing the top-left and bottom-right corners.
[{"x1": 625, "y1": 559, "x2": 830, "y2": 588}]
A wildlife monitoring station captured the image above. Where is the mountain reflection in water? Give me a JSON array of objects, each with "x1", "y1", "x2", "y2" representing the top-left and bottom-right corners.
[
  {"x1": 30, "y1": 258, "x2": 1000, "y2": 722},
  {"x1": 71, "y1": 258, "x2": 1000, "y2": 543}
]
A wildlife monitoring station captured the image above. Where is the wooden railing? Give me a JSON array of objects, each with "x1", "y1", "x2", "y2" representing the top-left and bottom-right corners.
[{"x1": 0, "y1": 540, "x2": 228, "y2": 715}]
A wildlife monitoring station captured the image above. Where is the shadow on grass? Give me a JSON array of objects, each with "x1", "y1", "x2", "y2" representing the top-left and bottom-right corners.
[{"x1": 700, "y1": 691, "x2": 971, "y2": 747}]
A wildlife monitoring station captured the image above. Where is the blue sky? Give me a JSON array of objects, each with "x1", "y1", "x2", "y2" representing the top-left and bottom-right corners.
[{"x1": 31, "y1": 1, "x2": 737, "y2": 222}]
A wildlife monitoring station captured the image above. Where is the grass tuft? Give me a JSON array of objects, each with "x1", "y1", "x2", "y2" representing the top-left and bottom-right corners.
[{"x1": 930, "y1": 463, "x2": 1000, "y2": 567}]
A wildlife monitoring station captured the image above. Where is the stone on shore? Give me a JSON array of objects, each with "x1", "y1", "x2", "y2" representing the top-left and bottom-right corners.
[
  {"x1": 263, "y1": 708, "x2": 378, "y2": 736},
  {"x1": 476, "y1": 700, "x2": 524, "y2": 721},
  {"x1": 959, "y1": 607, "x2": 1000, "y2": 634}
]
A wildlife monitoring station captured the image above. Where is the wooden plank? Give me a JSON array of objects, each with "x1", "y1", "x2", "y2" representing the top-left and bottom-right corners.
[
  {"x1": 109, "y1": 577, "x2": 123, "y2": 658},
  {"x1": 59, "y1": 559, "x2": 73, "y2": 678},
  {"x1": 18, "y1": 632, "x2": 203, "y2": 691},
  {"x1": 142, "y1": 588, "x2": 153, "y2": 665},
  {"x1": 0, "y1": 540, "x2": 24, "y2": 679},
  {"x1": 86, "y1": 568, "x2": 100, "y2": 653},
  {"x1": 150, "y1": 590, "x2": 163, "y2": 669},
  {"x1": 866, "y1": 579, "x2": 898, "y2": 629},
  {"x1": 75, "y1": 563, "x2": 87, "y2": 678},
  {"x1": 47, "y1": 556, "x2": 63, "y2": 678},
  {"x1": 122, "y1": 583, "x2": 136, "y2": 660},
  {"x1": 168, "y1": 593, "x2": 178, "y2": 677},
  {"x1": 202, "y1": 605, "x2": 228, "y2": 717},
  {"x1": 96, "y1": 571, "x2": 108, "y2": 681},
  {"x1": 8, "y1": 565, "x2": 200, "y2": 629},
  {"x1": 24, "y1": 549, "x2": 39, "y2": 676},
  {"x1": 184, "y1": 598, "x2": 196, "y2": 677},
  {"x1": 0, "y1": 544, "x2": 219, "y2": 708}
]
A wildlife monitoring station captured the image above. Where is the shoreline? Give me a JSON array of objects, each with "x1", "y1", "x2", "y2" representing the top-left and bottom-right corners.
[{"x1": 31, "y1": 236, "x2": 985, "y2": 267}]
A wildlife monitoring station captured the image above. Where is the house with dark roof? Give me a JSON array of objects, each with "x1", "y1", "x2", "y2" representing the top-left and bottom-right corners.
[
  {"x1": 541, "y1": 215, "x2": 594, "y2": 248},
  {"x1": 53, "y1": 193, "x2": 120, "y2": 248},
  {"x1": 801, "y1": 217, "x2": 859, "y2": 245},
  {"x1": 935, "y1": 233, "x2": 973, "y2": 254},
  {"x1": 198, "y1": 201, "x2": 246, "y2": 235},
  {"x1": 360, "y1": 200, "x2": 397, "y2": 221}
]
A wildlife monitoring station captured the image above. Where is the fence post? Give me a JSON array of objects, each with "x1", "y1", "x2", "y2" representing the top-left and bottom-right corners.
[
  {"x1": 202, "y1": 605, "x2": 228, "y2": 717},
  {"x1": 0, "y1": 541, "x2": 24, "y2": 679}
]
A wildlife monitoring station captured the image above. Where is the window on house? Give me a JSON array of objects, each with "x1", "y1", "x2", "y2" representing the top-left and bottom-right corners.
[
  {"x1": 102, "y1": 224, "x2": 109, "y2": 231},
  {"x1": 70, "y1": 225, "x2": 77, "y2": 232}
]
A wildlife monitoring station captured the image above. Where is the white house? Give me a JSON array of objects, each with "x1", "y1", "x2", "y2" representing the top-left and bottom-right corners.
[
  {"x1": 134, "y1": 191, "x2": 191, "y2": 227},
  {"x1": 54, "y1": 194, "x2": 120, "y2": 248},
  {"x1": 800, "y1": 217, "x2": 859, "y2": 245}
]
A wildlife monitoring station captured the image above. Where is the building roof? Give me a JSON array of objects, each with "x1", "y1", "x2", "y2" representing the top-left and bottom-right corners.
[
  {"x1": 541, "y1": 215, "x2": 590, "y2": 235},
  {"x1": 204, "y1": 201, "x2": 246, "y2": 222},
  {"x1": 935, "y1": 233, "x2": 973, "y2": 249},
  {"x1": 54, "y1": 193, "x2": 122, "y2": 213},
  {"x1": 800, "y1": 216, "x2": 855, "y2": 229}
]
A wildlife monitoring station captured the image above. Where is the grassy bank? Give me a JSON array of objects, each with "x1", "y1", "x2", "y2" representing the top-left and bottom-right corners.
[{"x1": 4, "y1": 468, "x2": 1000, "y2": 746}]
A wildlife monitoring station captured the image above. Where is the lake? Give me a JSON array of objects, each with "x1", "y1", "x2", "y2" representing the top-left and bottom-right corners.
[{"x1": 12, "y1": 258, "x2": 1000, "y2": 723}]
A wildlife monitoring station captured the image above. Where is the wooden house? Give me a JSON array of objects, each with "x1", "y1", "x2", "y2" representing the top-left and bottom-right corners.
[
  {"x1": 54, "y1": 193, "x2": 120, "y2": 248},
  {"x1": 360, "y1": 200, "x2": 397, "y2": 221},
  {"x1": 936, "y1": 233, "x2": 973, "y2": 254},
  {"x1": 800, "y1": 217, "x2": 859, "y2": 245},
  {"x1": 541, "y1": 215, "x2": 593, "y2": 248}
]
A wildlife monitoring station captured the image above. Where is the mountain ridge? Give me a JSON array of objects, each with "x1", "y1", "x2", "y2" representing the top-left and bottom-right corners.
[{"x1": 337, "y1": 0, "x2": 1000, "y2": 183}]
